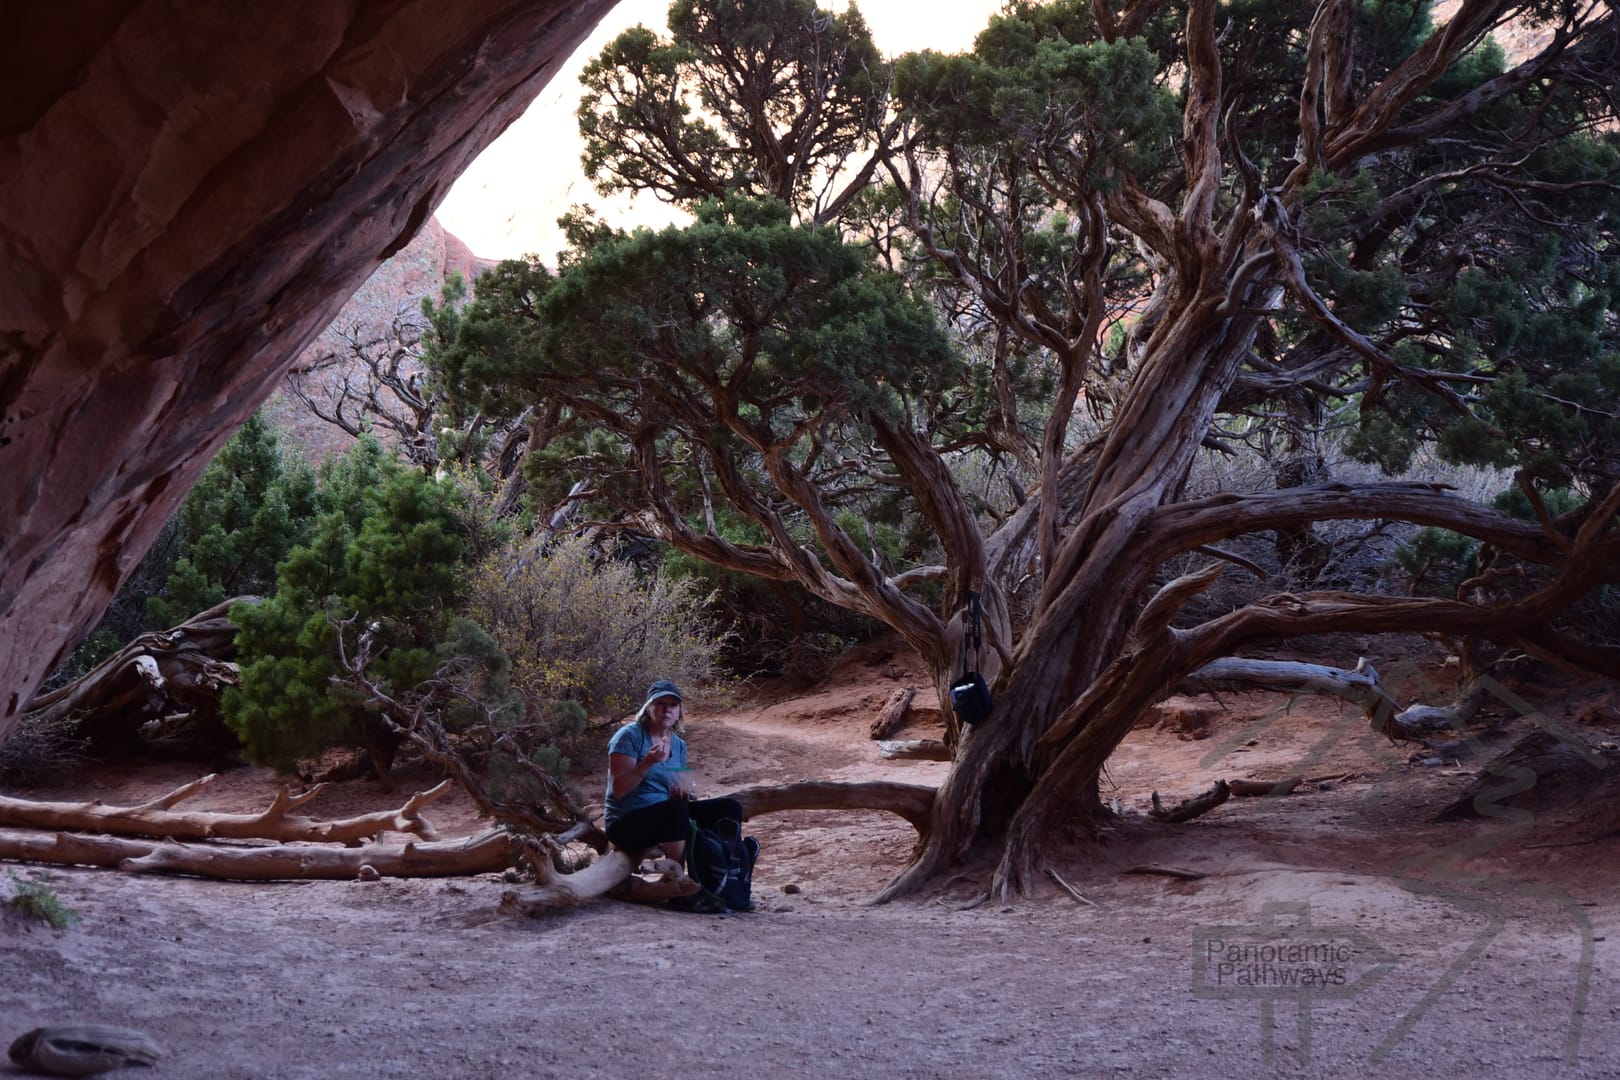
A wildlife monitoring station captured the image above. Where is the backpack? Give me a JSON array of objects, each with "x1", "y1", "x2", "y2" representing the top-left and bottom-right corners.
[{"x1": 685, "y1": 817, "x2": 759, "y2": 913}]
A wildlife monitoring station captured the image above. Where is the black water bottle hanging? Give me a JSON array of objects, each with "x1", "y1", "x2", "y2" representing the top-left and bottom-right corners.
[{"x1": 949, "y1": 590, "x2": 993, "y2": 726}]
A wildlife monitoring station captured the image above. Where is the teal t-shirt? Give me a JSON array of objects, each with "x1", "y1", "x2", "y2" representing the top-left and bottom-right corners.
[{"x1": 604, "y1": 721, "x2": 688, "y2": 824}]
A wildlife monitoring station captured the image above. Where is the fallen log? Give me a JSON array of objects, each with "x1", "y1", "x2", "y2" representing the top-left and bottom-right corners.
[
  {"x1": 1149, "y1": 780, "x2": 1231, "y2": 823},
  {"x1": 0, "y1": 827, "x2": 519, "y2": 880},
  {"x1": 868, "y1": 687, "x2": 916, "y2": 740},
  {"x1": 497, "y1": 846, "x2": 698, "y2": 917},
  {"x1": 877, "y1": 739, "x2": 952, "y2": 762},
  {"x1": 1180, "y1": 656, "x2": 1399, "y2": 726},
  {"x1": 1227, "y1": 776, "x2": 1302, "y2": 797},
  {"x1": 0, "y1": 775, "x2": 449, "y2": 845},
  {"x1": 1177, "y1": 656, "x2": 1480, "y2": 744}
]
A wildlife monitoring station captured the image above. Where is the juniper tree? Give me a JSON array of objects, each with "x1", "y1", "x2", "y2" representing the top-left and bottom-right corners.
[
  {"x1": 439, "y1": 0, "x2": 1620, "y2": 900},
  {"x1": 224, "y1": 437, "x2": 496, "y2": 774},
  {"x1": 577, "y1": 0, "x2": 894, "y2": 224}
]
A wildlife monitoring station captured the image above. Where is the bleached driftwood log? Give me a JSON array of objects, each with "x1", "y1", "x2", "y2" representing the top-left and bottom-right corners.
[
  {"x1": 1179, "y1": 656, "x2": 1398, "y2": 723},
  {"x1": 0, "y1": 827, "x2": 520, "y2": 880},
  {"x1": 877, "y1": 739, "x2": 952, "y2": 762},
  {"x1": 868, "y1": 686, "x2": 916, "y2": 740},
  {"x1": 498, "y1": 847, "x2": 699, "y2": 917},
  {"x1": 1178, "y1": 656, "x2": 1458, "y2": 742},
  {"x1": 0, "y1": 775, "x2": 449, "y2": 844}
]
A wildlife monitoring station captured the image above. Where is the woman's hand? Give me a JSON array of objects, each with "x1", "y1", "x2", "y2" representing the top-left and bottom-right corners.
[
  {"x1": 643, "y1": 737, "x2": 671, "y2": 767},
  {"x1": 669, "y1": 774, "x2": 695, "y2": 800}
]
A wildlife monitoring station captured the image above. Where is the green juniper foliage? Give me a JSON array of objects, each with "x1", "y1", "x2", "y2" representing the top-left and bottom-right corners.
[
  {"x1": 5, "y1": 873, "x2": 80, "y2": 930},
  {"x1": 225, "y1": 436, "x2": 482, "y2": 771},
  {"x1": 427, "y1": 197, "x2": 960, "y2": 613},
  {"x1": 578, "y1": 0, "x2": 889, "y2": 223},
  {"x1": 147, "y1": 410, "x2": 320, "y2": 628}
]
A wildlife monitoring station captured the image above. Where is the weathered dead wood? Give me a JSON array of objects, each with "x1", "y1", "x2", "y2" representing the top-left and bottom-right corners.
[
  {"x1": 1123, "y1": 865, "x2": 1207, "y2": 881},
  {"x1": 1149, "y1": 780, "x2": 1231, "y2": 823},
  {"x1": 1177, "y1": 655, "x2": 1484, "y2": 744},
  {"x1": 0, "y1": 775, "x2": 449, "y2": 844},
  {"x1": 0, "y1": 827, "x2": 519, "y2": 880},
  {"x1": 1180, "y1": 656, "x2": 1399, "y2": 726},
  {"x1": 497, "y1": 843, "x2": 701, "y2": 917},
  {"x1": 9, "y1": 1024, "x2": 161, "y2": 1077},
  {"x1": 330, "y1": 619, "x2": 596, "y2": 842},
  {"x1": 726, "y1": 780, "x2": 937, "y2": 832},
  {"x1": 1435, "y1": 731, "x2": 1614, "y2": 822},
  {"x1": 496, "y1": 780, "x2": 940, "y2": 916},
  {"x1": 868, "y1": 686, "x2": 917, "y2": 740},
  {"x1": 22, "y1": 598, "x2": 251, "y2": 751},
  {"x1": 877, "y1": 739, "x2": 952, "y2": 762},
  {"x1": 1227, "y1": 776, "x2": 1302, "y2": 797}
]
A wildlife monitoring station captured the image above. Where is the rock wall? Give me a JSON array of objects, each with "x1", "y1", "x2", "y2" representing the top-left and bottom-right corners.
[{"x1": 0, "y1": 0, "x2": 618, "y2": 741}]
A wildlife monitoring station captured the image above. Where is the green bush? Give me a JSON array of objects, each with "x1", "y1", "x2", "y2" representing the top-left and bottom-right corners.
[
  {"x1": 225, "y1": 437, "x2": 485, "y2": 772},
  {"x1": 5, "y1": 873, "x2": 79, "y2": 930}
]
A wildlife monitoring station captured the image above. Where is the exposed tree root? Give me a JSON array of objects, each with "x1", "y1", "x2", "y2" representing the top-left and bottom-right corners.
[
  {"x1": 1149, "y1": 780, "x2": 1231, "y2": 823},
  {"x1": 1227, "y1": 776, "x2": 1301, "y2": 797},
  {"x1": 726, "y1": 780, "x2": 937, "y2": 832}
]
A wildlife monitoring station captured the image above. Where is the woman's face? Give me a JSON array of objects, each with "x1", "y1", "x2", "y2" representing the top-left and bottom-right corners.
[{"x1": 647, "y1": 695, "x2": 682, "y2": 731}]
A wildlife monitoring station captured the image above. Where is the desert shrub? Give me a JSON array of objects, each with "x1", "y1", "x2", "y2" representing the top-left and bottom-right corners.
[
  {"x1": 5, "y1": 873, "x2": 80, "y2": 930},
  {"x1": 0, "y1": 712, "x2": 82, "y2": 782},
  {"x1": 467, "y1": 533, "x2": 729, "y2": 751}
]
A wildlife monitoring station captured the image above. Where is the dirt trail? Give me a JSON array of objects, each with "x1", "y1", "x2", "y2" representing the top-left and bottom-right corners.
[{"x1": 4, "y1": 642, "x2": 1619, "y2": 1078}]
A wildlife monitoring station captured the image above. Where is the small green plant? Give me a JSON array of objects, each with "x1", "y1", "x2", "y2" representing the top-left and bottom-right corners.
[{"x1": 6, "y1": 873, "x2": 80, "y2": 929}]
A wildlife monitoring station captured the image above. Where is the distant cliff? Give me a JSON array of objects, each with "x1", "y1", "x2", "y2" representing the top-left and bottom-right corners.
[{"x1": 265, "y1": 217, "x2": 496, "y2": 462}]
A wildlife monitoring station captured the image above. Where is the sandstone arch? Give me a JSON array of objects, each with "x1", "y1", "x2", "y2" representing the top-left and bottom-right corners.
[{"x1": 0, "y1": 0, "x2": 618, "y2": 741}]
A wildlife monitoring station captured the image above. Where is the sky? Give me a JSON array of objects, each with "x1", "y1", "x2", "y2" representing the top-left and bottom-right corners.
[{"x1": 435, "y1": 0, "x2": 1003, "y2": 261}]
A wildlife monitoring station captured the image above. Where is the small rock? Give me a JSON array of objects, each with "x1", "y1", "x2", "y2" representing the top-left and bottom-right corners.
[{"x1": 780, "y1": 882, "x2": 801, "y2": 894}]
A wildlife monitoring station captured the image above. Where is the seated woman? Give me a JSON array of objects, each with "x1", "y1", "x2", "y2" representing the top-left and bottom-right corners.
[{"x1": 604, "y1": 679, "x2": 744, "y2": 895}]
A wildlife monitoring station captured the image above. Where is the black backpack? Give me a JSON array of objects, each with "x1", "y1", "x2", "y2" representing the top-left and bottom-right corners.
[{"x1": 686, "y1": 817, "x2": 759, "y2": 913}]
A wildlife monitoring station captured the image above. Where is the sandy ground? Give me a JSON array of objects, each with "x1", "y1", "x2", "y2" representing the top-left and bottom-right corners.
[{"x1": 4, "y1": 639, "x2": 1620, "y2": 1079}]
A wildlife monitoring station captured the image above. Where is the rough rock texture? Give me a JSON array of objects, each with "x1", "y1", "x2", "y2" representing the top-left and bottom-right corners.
[
  {"x1": 265, "y1": 215, "x2": 497, "y2": 464},
  {"x1": 0, "y1": 0, "x2": 618, "y2": 742}
]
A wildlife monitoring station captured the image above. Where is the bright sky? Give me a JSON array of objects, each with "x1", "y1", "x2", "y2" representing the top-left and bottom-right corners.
[{"x1": 436, "y1": 0, "x2": 1002, "y2": 261}]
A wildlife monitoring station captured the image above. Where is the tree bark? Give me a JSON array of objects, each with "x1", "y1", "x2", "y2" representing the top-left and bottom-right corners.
[{"x1": 22, "y1": 598, "x2": 252, "y2": 753}]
